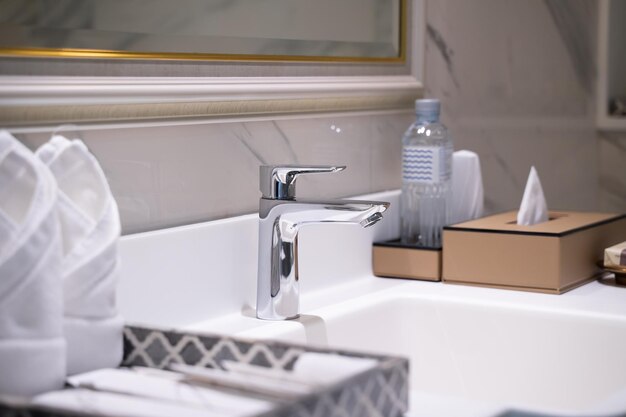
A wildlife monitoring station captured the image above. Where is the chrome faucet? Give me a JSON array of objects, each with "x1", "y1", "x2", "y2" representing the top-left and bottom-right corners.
[{"x1": 256, "y1": 165, "x2": 390, "y2": 321}]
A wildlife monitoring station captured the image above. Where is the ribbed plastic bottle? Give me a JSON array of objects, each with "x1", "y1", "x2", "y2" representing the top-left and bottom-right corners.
[{"x1": 400, "y1": 99, "x2": 453, "y2": 247}]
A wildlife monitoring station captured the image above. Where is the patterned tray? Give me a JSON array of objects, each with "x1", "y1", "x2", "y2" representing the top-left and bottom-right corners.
[{"x1": 0, "y1": 325, "x2": 409, "y2": 417}]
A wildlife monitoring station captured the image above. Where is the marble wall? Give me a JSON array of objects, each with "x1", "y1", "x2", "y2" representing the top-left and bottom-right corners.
[
  {"x1": 599, "y1": 131, "x2": 626, "y2": 210},
  {"x1": 17, "y1": 112, "x2": 412, "y2": 234},
  {"x1": 424, "y1": 0, "x2": 625, "y2": 214},
  {"x1": 11, "y1": 0, "x2": 626, "y2": 235}
]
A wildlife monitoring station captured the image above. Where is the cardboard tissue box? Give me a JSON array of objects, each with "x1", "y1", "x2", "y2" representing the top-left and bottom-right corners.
[
  {"x1": 442, "y1": 211, "x2": 626, "y2": 294},
  {"x1": 373, "y1": 240, "x2": 442, "y2": 281}
]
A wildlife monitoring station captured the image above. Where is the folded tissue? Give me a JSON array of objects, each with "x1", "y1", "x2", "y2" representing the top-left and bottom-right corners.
[
  {"x1": 449, "y1": 150, "x2": 484, "y2": 225},
  {"x1": 604, "y1": 241, "x2": 626, "y2": 269},
  {"x1": 33, "y1": 389, "x2": 232, "y2": 417},
  {"x1": 62, "y1": 368, "x2": 274, "y2": 416},
  {"x1": 517, "y1": 166, "x2": 549, "y2": 226},
  {"x1": 36, "y1": 135, "x2": 124, "y2": 376},
  {"x1": 0, "y1": 131, "x2": 66, "y2": 397},
  {"x1": 292, "y1": 352, "x2": 377, "y2": 385}
]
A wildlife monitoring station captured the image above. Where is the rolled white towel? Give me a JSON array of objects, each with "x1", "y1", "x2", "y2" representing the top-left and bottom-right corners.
[
  {"x1": 0, "y1": 131, "x2": 65, "y2": 397},
  {"x1": 36, "y1": 135, "x2": 123, "y2": 375},
  {"x1": 292, "y1": 352, "x2": 377, "y2": 385}
]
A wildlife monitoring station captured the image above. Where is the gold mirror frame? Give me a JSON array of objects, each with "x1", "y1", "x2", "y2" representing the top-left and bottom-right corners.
[{"x1": 0, "y1": 0, "x2": 406, "y2": 64}]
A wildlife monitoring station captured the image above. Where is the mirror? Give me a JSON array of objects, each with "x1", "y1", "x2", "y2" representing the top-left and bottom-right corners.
[{"x1": 0, "y1": 0, "x2": 405, "y2": 62}]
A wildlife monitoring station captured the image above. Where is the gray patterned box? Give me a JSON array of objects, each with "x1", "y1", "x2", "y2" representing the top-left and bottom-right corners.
[{"x1": 1, "y1": 325, "x2": 409, "y2": 417}]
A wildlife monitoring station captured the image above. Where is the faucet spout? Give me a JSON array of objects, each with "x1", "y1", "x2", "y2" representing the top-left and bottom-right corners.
[
  {"x1": 361, "y1": 212, "x2": 384, "y2": 228},
  {"x1": 256, "y1": 198, "x2": 389, "y2": 320}
]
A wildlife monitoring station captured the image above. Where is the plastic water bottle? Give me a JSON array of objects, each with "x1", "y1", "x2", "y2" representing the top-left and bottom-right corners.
[{"x1": 400, "y1": 99, "x2": 453, "y2": 247}]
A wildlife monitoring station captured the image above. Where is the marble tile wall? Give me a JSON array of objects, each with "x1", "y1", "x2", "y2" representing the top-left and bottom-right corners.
[
  {"x1": 17, "y1": 112, "x2": 412, "y2": 234},
  {"x1": 12, "y1": 0, "x2": 626, "y2": 235},
  {"x1": 424, "y1": 0, "x2": 625, "y2": 215},
  {"x1": 598, "y1": 132, "x2": 626, "y2": 211}
]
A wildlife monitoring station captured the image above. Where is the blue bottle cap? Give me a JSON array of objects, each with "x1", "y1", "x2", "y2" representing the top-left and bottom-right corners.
[{"x1": 415, "y1": 99, "x2": 440, "y2": 118}]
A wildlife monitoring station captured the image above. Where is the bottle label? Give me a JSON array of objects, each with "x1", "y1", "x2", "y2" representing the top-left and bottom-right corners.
[{"x1": 402, "y1": 145, "x2": 446, "y2": 184}]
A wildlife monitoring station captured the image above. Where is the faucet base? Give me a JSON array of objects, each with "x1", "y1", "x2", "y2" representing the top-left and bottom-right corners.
[{"x1": 256, "y1": 313, "x2": 300, "y2": 321}]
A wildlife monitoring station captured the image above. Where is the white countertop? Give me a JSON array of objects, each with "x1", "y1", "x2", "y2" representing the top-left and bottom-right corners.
[{"x1": 117, "y1": 189, "x2": 626, "y2": 417}]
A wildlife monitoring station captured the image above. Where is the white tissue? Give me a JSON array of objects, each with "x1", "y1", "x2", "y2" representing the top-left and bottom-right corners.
[
  {"x1": 517, "y1": 166, "x2": 549, "y2": 226},
  {"x1": 292, "y1": 352, "x2": 377, "y2": 385},
  {"x1": 0, "y1": 131, "x2": 66, "y2": 397},
  {"x1": 32, "y1": 389, "x2": 230, "y2": 417},
  {"x1": 65, "y1": 368, "x2": 273, "y2": 416},
  {"x1": 449, "y1": 150, "x2": 484, "y2": 225},
  {"x1": 168, "y1": 362, "x2": 311, "y2": 399},
  {"x1": 36, "y1": 135, "x2": 124, "y2": 376}
]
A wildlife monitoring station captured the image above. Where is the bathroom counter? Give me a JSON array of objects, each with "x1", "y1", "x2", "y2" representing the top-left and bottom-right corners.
[
  {"x1": 185, "y1": 274, "x2": 626, "y2": 338},
  {"x1": 118, "y1": 190, "x2": 626, "y2": 417},
  {"x1": 181, "y1": 269, "x2": 626, "y2": 357}
]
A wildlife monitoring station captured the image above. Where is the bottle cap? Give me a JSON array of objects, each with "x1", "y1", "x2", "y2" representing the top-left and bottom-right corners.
[{"x1": 415, "y1": 99, "x2": 440, "y2": 118}]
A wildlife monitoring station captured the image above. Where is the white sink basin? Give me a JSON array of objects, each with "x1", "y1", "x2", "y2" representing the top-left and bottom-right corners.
[
  {"x1": 317, "y1": 297, "x2": 626, "y2": 414},
  {"x1": 195, "y1": 280, "x2": 626, "y2": 417},
  {"x1": 120, "y1": 190, "x2": 626, "y2": 417}
]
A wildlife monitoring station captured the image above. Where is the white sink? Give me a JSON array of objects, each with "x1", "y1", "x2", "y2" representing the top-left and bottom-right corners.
[
  {"x1": 120, "y1": 190, "x2": 626, "y2": 417},
  {"x1": 314, "y1": 296, "x2": 626, "y2": 414},
  {"x1": 193, "y1": 280, "x2": 626, "y2": 417}
]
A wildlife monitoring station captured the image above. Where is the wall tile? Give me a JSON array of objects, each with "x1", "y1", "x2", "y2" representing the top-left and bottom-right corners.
[
  {"x1": 424, "y1": 0, "x2": 624, "y2": 215},
  {"x1": 16, "y1": 111, "x2": 410, "y2": 234},
  {"x1": 598, "y1": 132, "x2": 626, "y2": 213},
  {"x1": 12, "y1": 0, "x2": 626, "y2": 235}
]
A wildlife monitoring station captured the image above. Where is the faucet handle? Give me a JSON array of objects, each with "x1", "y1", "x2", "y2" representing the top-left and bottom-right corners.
[{"x1": 260, "y1": 165, "x2": 346, "y2": 200}]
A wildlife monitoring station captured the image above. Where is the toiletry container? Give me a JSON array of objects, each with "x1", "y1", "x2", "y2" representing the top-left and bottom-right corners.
[{"x1": 400, "y1": 99, "x2": 453, "y2": 247}]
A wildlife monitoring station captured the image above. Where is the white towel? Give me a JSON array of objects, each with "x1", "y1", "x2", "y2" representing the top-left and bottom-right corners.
[
  {"x1": 0, "y1": 131, "x2": 66, "y2": 397},
  {"x1": 36, "y1": 135, "x2": 123, "y2": 376}
]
